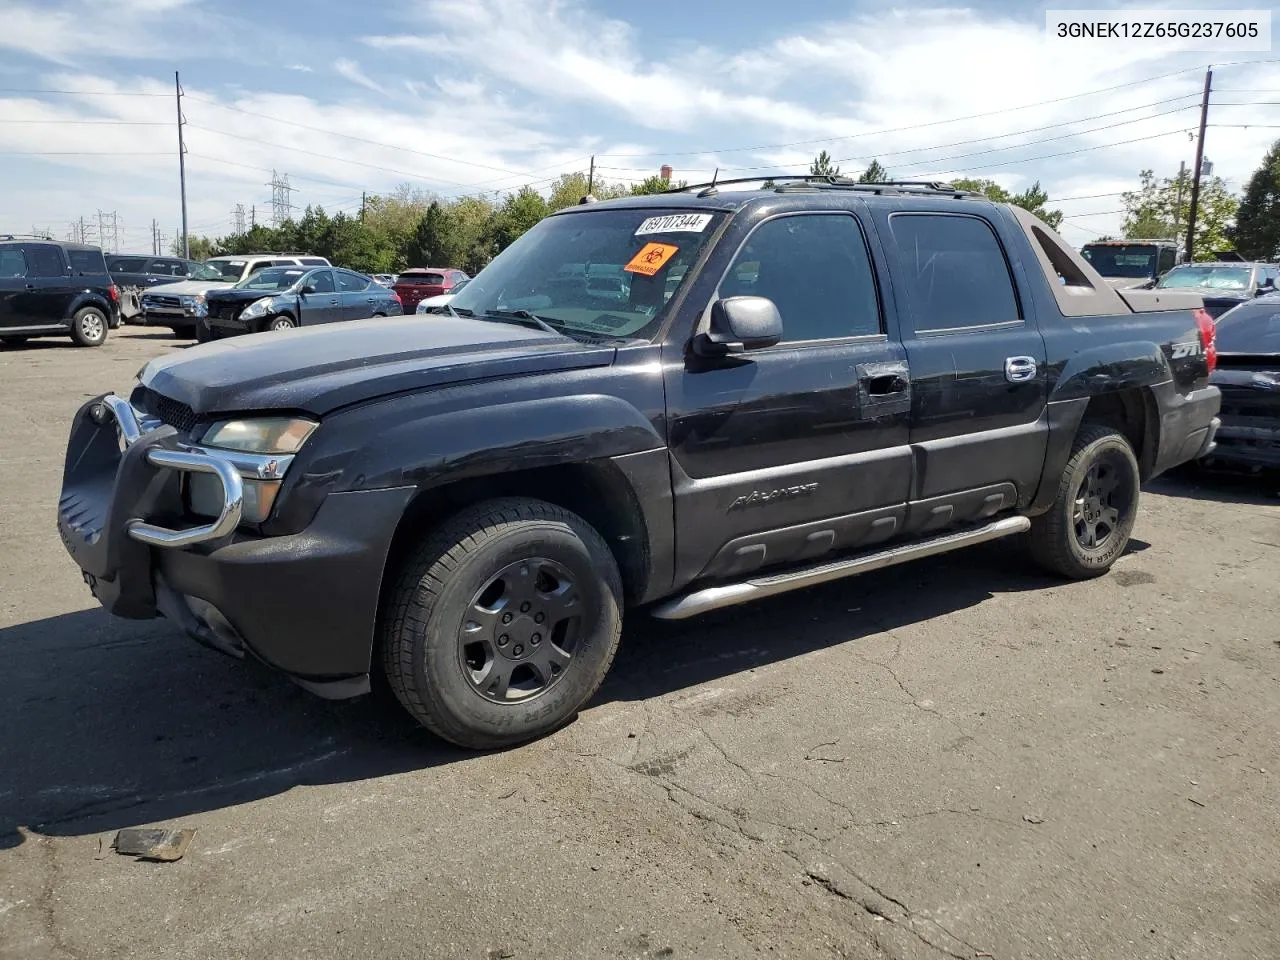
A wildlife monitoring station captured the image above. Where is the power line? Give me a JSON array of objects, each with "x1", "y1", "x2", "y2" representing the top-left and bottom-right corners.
[
  {"x1": 0, "y1": 118, "x2": 168, "y2": 125},
  {"x1": 0, "y1": 150, "x2": 169, "y2": 156},
  {"x1": 902, "y1": 126, "x2": 1194, "y2": 176},
  {"x1": 0, "y1": 87, "x2": 168, "y2": 96}
]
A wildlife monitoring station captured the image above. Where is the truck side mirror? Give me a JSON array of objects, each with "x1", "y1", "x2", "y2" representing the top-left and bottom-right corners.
[{"x1": 693, "y1": 296, "x2": 783, "y2": 357}]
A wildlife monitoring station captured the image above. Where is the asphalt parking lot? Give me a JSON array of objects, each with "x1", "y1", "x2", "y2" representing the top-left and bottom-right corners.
[{"x1": 2, "y1": 327, "x2": 1279, "y2": 960}]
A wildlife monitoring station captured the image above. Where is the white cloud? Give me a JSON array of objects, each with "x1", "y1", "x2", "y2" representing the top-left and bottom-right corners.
[{"x1": 334, "y1": 59, "x2": 385, "y2": 95}]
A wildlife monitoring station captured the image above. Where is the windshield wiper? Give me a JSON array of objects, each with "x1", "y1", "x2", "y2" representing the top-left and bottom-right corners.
[{"x1": 474, "y1": 309, "x2": 563, "y2": 335}]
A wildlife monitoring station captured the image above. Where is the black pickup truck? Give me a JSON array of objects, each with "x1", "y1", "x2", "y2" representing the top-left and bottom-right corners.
[{"x1": 56, "y1": 178, "x2": 1221, "y2": 749}]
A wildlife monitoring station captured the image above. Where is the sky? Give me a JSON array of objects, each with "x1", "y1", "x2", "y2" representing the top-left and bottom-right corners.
[{"x1": 0, "y1": 0, "x2": 1277, "y2": 253}]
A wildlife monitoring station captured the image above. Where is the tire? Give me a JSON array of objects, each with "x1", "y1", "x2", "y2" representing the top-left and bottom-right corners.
[
  {"x1": 170, "y1": 324, "x2": 196, "y2": 339},
  {"x1": 267, "y1": 315, "x2": 295, "y2": 331},
  {"x1": 195, "y1": 320, "x2": 215, "y2": 343},
  {"x1": 1029, "y1": 425, "x2": 1140, "y2": 580},
  {"x1": 70, "y1": 306, "x2": 108, "y2": 347},
  {"x1": 381, "y1": 497, "x2": 624, "y2": 750}
]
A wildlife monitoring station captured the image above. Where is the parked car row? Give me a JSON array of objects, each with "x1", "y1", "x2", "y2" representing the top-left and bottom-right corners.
[{"x1": 199, "y1": 266, "x2": 403, "y2": 340}]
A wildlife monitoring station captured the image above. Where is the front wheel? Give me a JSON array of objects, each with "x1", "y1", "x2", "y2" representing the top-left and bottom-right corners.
[
  {"x1": 266, "y1": 315, "x2": 296, "y2": 331},
  {"x1": 380, "y1": 498, "x2": 624, "y2": 750},
  {"x1": 1029, "y1": 425, "x2": 1140, "y2": 579},
  {"x1": 70, "y1": 306, "x2": 108, "y2": 347}
]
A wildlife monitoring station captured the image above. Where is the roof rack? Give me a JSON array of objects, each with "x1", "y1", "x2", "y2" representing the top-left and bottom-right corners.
[
  {"x1": 0, "y1": 233, "x2": 57, "y2": 241},
  {"x1": 662, "y1": 174, "x2": 984, "y2": 199}
]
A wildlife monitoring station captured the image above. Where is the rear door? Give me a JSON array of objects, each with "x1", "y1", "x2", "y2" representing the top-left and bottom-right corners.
[
  {"x1": 665, "y1": 207, "x2": 914, "y2": 584},
  {"x1": 0, "y1": 243, "x2": 28, "y2": 330},
  {"x1": 18, "y1": 243, "x2": 75, "y2": 324},
  {"x1": 874, "y1": 208, "x2": 1048, "y2": 525},
  {"x1": 336, "y1": 270, "x2": 374, "y2": 320}
]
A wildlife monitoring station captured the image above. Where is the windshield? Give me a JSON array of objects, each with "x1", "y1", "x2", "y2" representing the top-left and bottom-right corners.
[
  {"x1": 1215, "y1": 298, "x2": 1280, "y2": 354},
  {"x1": 1157, "y1": 265, "x2": 1252, "y2": 291},
  {"x1": 236, "y1": 266, "x2": 306, "y2": 291},
  {"x1": 449, "y1": 207, "x2": 725, "y2": 340},
  {"x1": 1080, "y1": 244, "x2": 1160, "y2": 279},
  {"x1": 191, "y1": 262, "x2": 235, "y2": 281}
]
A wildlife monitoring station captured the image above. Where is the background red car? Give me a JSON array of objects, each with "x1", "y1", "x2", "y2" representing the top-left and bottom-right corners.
[{"x1": 393, "y1": 268, "x2": 470, "y2": 313}]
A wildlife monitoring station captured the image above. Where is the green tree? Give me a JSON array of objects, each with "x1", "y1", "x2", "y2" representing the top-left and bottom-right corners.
[
  {"x1": 1230, "y1": 138, "x2": 1280, "y2": 261},
  {"x1": 1122, "y1": 167, "x2": 1239, "y2": 259},
  {"x1": 547, "y1": 172, "x2": 627, "y2": 210},
  {"x1": 809, "y1": 150, "x2": 841, "y2": 177},
  {"x1": 857, "y1": 159, "x2": 888, "y2": 183},
  {"x1": 489, "y1": 186, "x2": 549, "y2": 253},
  {"x1": 406, "y1": 201, "x2": 457, "y2": 267},
  {"x1": 760, "y1": 178, "x2": 777, "y2": 189},
  {"x1": 951, "y1": 177, "x2": 1063, "y2": 228},
  {"x1": 629, "y1": 175, "x2": 685, "y2": 195},
  {"x1": 171, "y1": 235, "x2": 217, "y2": 259}
]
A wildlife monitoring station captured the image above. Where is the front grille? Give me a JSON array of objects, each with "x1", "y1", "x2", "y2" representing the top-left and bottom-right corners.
[
  {"x1": 213, "y1": 302, "x2": 242, "y2": 321},
  {"x1": 139, "y1": 389, "x2": 199, "y2": 433},
  {"x1": 145, "y1": 295, "x2": 182, "y2": 309}
]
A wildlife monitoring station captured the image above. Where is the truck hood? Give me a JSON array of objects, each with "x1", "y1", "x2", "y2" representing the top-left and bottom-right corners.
[
  {"x1": 137, "y1": 315, "x2": 616, "y2": 418},
  {"x1": 143, "y1": 278, "x2": 235, "y2": 296}
]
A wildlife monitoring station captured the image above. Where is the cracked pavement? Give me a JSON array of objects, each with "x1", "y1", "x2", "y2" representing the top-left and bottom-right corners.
[{"x1": 3, "y1": 329, "x2": 1280, "y2": 960}]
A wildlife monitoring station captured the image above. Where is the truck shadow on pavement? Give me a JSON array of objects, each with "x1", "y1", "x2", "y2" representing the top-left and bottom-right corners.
[
  {"x1": 0, "y1": 538, "x2": 1120, "y2": 850},
  {"x1": 1149, "y1": 466, "x2": 1279, "y2": 506}
]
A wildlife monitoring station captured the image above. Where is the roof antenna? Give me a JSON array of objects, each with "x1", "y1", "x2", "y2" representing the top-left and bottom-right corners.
[{"x1": 698, "y1": 168, "x2": 720, "y2": 198}]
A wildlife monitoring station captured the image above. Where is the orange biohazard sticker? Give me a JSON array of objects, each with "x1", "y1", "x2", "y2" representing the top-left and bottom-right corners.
[{"x1": 624, "y1": 242, "x2": 678, "y2": 276}]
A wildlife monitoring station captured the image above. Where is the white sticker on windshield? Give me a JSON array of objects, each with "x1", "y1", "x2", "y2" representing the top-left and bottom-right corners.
[{"x1": 635, "y1": 213, "x2": 713, "y2": 236}]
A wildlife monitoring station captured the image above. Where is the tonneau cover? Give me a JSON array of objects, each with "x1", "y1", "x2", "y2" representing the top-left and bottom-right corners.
[{"x1": 1115, "y1": 288, "x2": 1204, "y2": 314}]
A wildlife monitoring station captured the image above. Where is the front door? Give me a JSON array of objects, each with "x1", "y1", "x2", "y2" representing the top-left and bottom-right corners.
[
  {"x1": 875, "y1": 208, "x2": 1048, "y2": 523},
  {"x1": 0, "y1": 243, "x2": 27, "y2": 330},
  {"x1": 665, "y1": 210, "x2": 914, "y2": 586},
  {"x1": 298, "y1": 269, "x2": 342, "y2": 325}
]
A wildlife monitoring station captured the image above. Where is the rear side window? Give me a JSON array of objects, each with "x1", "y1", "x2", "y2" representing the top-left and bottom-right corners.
[
  {"x1": 299, "y1": 257, "x2": 328, "y2": 267},
  {"x1": 718, "y1": 213, "x2": 882, "y2": 342},
  {"x1": 1215, "y1": 299, "x2": 1280, "y2": 354},
  {"x1": 22, "y1": 244, "x2": 66, "y2": 278},
  {"x1": 0, "y1": 246, "x2": 27, "y2": 277},
  {"x1": 108, "y1": 256, "x2": 146, "y2": 272},
  {"x1": 337, "y1": 271, "x2": 368, "y2": 292},
  {"x1": 69, "y1": 249, "x2": 107, "y2": 274},
  {"x1": 888, "y1": 213, "x2": 1020, "y2": 332}
]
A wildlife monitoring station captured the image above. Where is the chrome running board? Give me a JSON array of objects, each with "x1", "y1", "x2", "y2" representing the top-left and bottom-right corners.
[{"x1": 650, "y1": 515, "x2": 1031, "y2": 620}]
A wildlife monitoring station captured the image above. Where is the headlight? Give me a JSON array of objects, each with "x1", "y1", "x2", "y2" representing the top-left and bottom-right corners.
[
  {"x1": 180, "y1": 294, "x2": 208, "y2": 317},
  {"x1": 240, "y1": 297, "x2": 274, "y2": 321},
  {"x1": 200, "y1": 416, "x2": 318, "y2": 454},
  {"x1": 416, "y1": 301, "x2": 430, "y2": 314}
]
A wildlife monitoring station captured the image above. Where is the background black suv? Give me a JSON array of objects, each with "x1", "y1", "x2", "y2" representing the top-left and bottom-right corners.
[
  {"x1": 106, "y1": 254, "x2": 200, "y2": 323},
  {"x1": 0, "y1": 237, "x2": 119, "y2": 347}
]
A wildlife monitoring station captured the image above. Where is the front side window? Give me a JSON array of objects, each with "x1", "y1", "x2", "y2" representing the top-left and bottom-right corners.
[
  {"x1": 108, "y1": 257, "x2": 146, "y2": 272},
  {"x1": 888, "y1": 213, "x2": 1020, "y2": 331},
  {"x1": 0, "y1": 245, "x2": 27, "y2": 278},
  {"x1": 717, "y1": 213, "x2": 881, "y2": 341},
  {"x1": 450, "y1": 207, "x2": 725, "y2": 340},
  {"x1": 306, "y1": 270, "x2": 336, "y2": 293}
]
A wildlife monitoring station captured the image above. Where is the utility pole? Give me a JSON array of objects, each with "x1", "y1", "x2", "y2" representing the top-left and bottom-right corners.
[
  {"x1": 360, "y1": 191, "x2": 366, "y2": 221},
  {"x1": 175, "y1": 71, "x2": 189, "y2": 258},
  {"x1": 1174, "y1": 160, "x2": 1186, "y2": 237},
  {"x1": 587, "y1": 155, "x2": 595, "y2": 195},
  {"x1": 1184, "y1": 66, "x2": 1212, "y2": 264},
  {"x1": 250, "y1": 204, "x2": 256, "y2": 229}
]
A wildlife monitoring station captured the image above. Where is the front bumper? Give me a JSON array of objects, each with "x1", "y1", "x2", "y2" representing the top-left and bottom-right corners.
[{"x1": 57, "y1": 394, "x2": 414, "y2": 693}]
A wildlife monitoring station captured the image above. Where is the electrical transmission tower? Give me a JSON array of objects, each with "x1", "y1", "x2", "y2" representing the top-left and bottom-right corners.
[
  {"x1": 96, "y1": 210, "x2": 120, "y2": 253},
  {"x1": 232, "y1": 203, "x2": 247, "y2": 235},
  {"x1": 266, "y1": 171, "x2": 294, "y2": 226}
]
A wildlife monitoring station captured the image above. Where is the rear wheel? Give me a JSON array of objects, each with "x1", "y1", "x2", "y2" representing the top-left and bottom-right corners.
[
  {"x1": 380, "y1": 497, "x2": 623, "y2": 750},
  {"x1": 70, "y1": 306, "x2": 108, "y2": 347},
  {"x1": 1029, "y1": 425, "x2": 1140, "y2": 579}
]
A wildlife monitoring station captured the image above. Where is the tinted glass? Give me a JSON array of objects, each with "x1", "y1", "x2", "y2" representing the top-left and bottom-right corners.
[
  {"x1": 0, "y1": 246, "x2": 27, "y2": 277},
  {"x1": 306, "y1": 270, "x2": 336, "y2": 293},
  {"x1": 719, "y1": 214, "x2": 881, "y2": 341},
  {"x1": 1157, "y1": 265, "x2": 1252, "y2": 291},
  {"x1": 108, "y1": 256, "x2": 147, "y2": 272},
  {"x1": 69, "y1": 249, "x2": 107, "y2": 274},
  {"x1": 337, "y1": 271, "x2": 368, "y2": 292},
  {"x1": 1157, "y1": 247, "x2": 1177, "y2": 274},
  {"x1": 22, "y1": 244, "x2": 65, "y2": 278},
  {"x1": 148, "y1": 259, "x2": 183, "y2": 276},
  {"x1": 450, "y1": 207, "x2": 725, "y2": 341},
  {"x1": 1081, "y1": 243, "x2": 1160, "y2": 279},
  {"x1": 402, "y1": 272, "x2": 446, "y2": 285},
  {"x1": 888, "y1": 214, "x2": 1020, "y2": 330},
  {"x1": 1215, "y1": 298, "x2": 1280, "y2": 354},
  {"x1": 205, "y1": 260, "x2": 245, "y2": 280},
  {"x1": 299, "y1": 257, "x2": 328, "y2": 266},
  {"x1": 238, "y1": 267, "x2": 307, "y2": 290}
]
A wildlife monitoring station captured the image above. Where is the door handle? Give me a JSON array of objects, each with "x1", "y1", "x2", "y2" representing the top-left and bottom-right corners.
[
  {"x1": 1004, "y1": 356, "x2": 1038, "y2": 382},
  {"x1": 329, "y1": 298, "x2": 340, "y2": 305},
  {"x1": 366, "y1": 296, "x2": 376, "y2": 302},
  {"x1": 866, "y1": 374, "x2": 908, "y2": 396}
]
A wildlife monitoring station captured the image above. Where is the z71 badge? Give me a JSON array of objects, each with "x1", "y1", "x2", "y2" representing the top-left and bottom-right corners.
[
  {"x1": 728, "y1": 483, "x2": 819, "y2": 511},
  {"x1": 1171, "y1": 340, "x2": 1203, "y2": 359}
]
